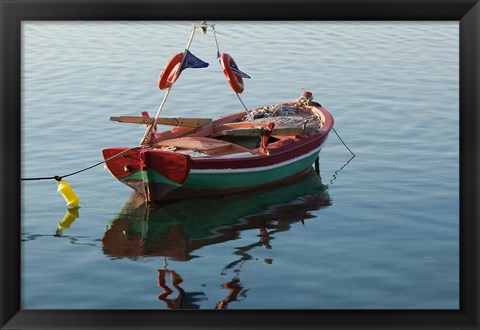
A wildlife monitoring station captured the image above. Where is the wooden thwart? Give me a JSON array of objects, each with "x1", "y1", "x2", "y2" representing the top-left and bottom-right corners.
[
  {"x1": 110, "y1": 116, "x2": 212, "y2": 128},
  {"x1": 155, "y1": 137, "x2": 232, "y2": 153}
]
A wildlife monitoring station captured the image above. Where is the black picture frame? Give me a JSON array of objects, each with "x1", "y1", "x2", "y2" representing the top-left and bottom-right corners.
[{"x1": 1, "y1": 0, "x2": 478, "y2": 329}]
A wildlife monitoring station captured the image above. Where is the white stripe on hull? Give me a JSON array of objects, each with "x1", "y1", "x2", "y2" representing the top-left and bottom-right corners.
[{"x1": 190, "y1": 139, "x2": 327, "y2": 175}]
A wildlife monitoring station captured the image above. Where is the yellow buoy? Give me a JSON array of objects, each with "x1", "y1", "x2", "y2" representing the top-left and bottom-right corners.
[
  {"x1": 55, "y1": 178, "x2": 79, "y2": 207},
  {"x1": 56, "y1": 207, "x2": 80, "y2": 236}
]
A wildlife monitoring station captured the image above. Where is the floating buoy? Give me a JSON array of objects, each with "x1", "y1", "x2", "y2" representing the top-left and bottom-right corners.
[
  {"x1": 56, "y1": 207, "x2": 80, "y2": 236},
  {"x1": 55, "y1": 177, "x2": 79, "y2": 207}
]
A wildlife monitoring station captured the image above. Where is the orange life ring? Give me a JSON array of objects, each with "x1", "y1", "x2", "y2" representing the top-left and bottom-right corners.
[
  {"x1": 220, "y1": 53, "x2": 244, "y2": 94},
  {"x1": 158, "y1": 53, "x2": 183, "y2": 90}
]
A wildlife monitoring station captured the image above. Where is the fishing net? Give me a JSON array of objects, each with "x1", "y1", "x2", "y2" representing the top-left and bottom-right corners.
[{"x1": 245, "y1": 103, "x2": 321, "y2": 129}]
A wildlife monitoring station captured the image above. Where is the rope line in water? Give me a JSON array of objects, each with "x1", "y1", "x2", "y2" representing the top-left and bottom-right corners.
[
  {"x1": 332, "y1": 127, "x2": 355, "y2": 157},
  {"x1": 21, "y1": 146, "x2": 141, "y2": 181},
  {"x1": 22, "y1": 130, "x2": 354, "y2": 181},
  {"x1": 329, "y1": 154, "x2": 355, "y2": 185}
]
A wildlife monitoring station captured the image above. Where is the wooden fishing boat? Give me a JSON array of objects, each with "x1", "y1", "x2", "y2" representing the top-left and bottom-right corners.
[{"x1": 102, "y1": 22, "x2": 334, "y2": 203}]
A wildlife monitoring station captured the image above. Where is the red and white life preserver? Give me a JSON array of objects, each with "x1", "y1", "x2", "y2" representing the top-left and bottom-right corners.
[
  {"x1": 158, "y1": 53, "x2": 184, "y2": 90},
  {"x1": 219, "y1": 53, "x2": 244, "y2": 94}
]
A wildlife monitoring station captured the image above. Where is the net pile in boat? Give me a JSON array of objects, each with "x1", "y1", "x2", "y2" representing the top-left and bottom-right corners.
[{"x1": 245, "y1": 103, "x2": 320, "y2": 129}]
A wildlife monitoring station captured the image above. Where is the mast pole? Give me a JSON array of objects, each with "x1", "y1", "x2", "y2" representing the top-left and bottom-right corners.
[{"x1": 140, "y1": 24, "x2": 198, "y2": 145}]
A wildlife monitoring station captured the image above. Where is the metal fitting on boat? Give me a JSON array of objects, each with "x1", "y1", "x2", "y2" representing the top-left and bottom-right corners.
[{"x1": 200, "y1": 21, "x2": 208, "y2": 34}]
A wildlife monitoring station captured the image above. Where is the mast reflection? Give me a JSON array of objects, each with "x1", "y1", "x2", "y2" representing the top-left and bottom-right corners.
[{"x1": 156, "y1": 258, "x2": 207, "y2": 309}]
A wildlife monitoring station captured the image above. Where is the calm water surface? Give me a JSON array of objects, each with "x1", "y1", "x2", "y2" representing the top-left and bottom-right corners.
[{"x1": 21, "y1": 21, "x2": 459, "y2": 309}]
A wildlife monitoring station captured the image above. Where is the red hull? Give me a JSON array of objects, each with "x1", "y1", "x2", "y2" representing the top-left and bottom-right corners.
[{"x1": 103, "y1": 98, "x2": 334, "y2": 202}]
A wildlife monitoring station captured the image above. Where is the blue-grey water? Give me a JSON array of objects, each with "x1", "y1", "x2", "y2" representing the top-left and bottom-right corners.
[{"x1": 21, "y1": 21, "x2": 459, "y2": 309}]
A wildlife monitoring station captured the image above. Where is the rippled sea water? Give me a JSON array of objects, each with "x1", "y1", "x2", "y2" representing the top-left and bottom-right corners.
[{"x1": 21, "y1": 21, "x2": 458, "y2": 309}]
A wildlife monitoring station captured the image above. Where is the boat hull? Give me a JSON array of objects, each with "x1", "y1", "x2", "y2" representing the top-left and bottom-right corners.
[
  {"x1": 103, "y1": 100, "x2": 333, "y2": 203},
  {"x1": 103, "y1": 134, "x2": 328, "y2": 202}
]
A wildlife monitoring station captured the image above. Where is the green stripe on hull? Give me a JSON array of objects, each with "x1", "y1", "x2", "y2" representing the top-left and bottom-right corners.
[
  {"x1": 120, "y1": 152, "x2": 319, "y2": 190},
  {"x1": 120, "y1": 169, "x2": 182, "y2": 187},
  {"x1": 184, "y1": 152, "x2": 319, "y2": 189}
]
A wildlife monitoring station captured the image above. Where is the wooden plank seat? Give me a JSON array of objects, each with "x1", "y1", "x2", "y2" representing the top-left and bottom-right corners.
[
  {"x1": 155, "y1": 137, "x2": 232, "y2": 153},
  {"x1": 154, "y1": 137, "x2": 258, "y2": 156}
]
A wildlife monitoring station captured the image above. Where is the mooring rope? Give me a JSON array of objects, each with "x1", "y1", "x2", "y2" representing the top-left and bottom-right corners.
[
  {"x1": 235, "y1": 93, "x2": 257, "y2": 128},
  {"x1": 329, "y1": 154, "x2": 355, "y2": 185},
  {"x1": 21, "y1": 146, "x2": 142, "y2": 181},
  {"x1": 212, "y1": 25, "x2": 256, "y2": 128},
  {"x1": 332, "y1": 127, "x2": 355, "y2": 157}
]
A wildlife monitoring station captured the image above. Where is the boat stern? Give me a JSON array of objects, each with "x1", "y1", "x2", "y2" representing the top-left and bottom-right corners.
[{"x1": 102, "y1": 147, "x2": 191, "y2": 202}]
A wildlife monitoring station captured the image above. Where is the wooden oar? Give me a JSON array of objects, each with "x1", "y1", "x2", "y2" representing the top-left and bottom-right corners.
[{"x1": 110, "y1": 116, "x2": 212, "y2": 128}]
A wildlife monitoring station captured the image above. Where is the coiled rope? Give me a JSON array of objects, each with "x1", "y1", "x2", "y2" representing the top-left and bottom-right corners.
[{"x1": 21, "y1": 146, "x2": 142, "y2": 181}]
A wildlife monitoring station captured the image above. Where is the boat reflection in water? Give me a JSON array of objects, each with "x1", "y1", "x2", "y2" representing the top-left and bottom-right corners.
[{"x1": 101, "y1": 168, "x2": 331, "y2": 309}]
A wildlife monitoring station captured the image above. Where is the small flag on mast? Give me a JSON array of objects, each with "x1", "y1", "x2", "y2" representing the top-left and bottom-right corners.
[
  {"x1": 179, "y1": 50, "x2": 209, "y2": 72},
  {"x1": 230, "y1": 65, "x2": 251, "y2": 79}
]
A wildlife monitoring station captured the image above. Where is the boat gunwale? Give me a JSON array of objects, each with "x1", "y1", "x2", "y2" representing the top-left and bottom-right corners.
[{"x1": 149, "y1": 102, "x2": 334, "y2": 168}]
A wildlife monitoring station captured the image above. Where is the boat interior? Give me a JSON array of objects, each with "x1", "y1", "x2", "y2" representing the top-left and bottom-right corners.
[
  {"x1": 154, "y1": 115, "x2": 322, "y2": 158},
  {"x1": 112, "y1": 103, "x2": 326, "y2": 159}
]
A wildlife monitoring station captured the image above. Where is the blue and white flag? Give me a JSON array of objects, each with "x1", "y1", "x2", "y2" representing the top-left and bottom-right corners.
[
  {"x1": 179, "y1": 50, "x2": 209, "y2": 72},
  {"x1": 230, "y1": 65, "x2": 251, "y2": 79}
]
